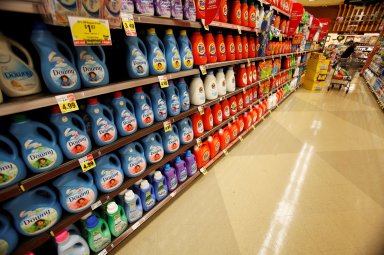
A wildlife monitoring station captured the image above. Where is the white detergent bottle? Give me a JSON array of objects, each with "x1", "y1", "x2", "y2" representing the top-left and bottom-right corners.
[
  {"x1": 216, "y1": 68, "x2": 226, "y2": 96},
  {"x1": 0, "y1": 33, "x2": 41, "y2": 97},
  {"x1": 204, "y1": 70, "x2": 218, "y2": 100},
  {"x1": 225, "y1": 66, "x2": 236, "y2": 92},
  {"x1": 190, "y1": 74, "x2": 205, "y2": 105},
  {"x1": 55, "y1": 229, "x2": 90, "y2": 255}
]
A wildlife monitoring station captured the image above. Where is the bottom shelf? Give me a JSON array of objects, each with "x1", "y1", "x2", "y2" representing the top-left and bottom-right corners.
[{"x1": 363, "y1": 77, "x2": 384, "y2": 110}]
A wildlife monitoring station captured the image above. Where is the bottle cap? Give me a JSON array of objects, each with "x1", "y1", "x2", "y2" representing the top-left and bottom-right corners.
[
  {"x1": 55, "y1": 229, "x2": 69, "y2": 243},
  {"x1": 124, "y1": 189, "x2": 135, "y2": 201},
  {"x1": 207, "y1": 70, "x2": 214, "y2": 75},
  {"x1": 175, "y1": 156, "x2": 181, "y2": 163},
  {"x1": 86, "y1": 215, "x2": 99, "y2": 229},
  {"x1": 186, "y1": 150, "x2": 192, "y2": 156},
  {"x1": 140, "y1": 180, "x2": 150, "y2": 189},
  {"x1": 180, "y1": 30, "x2": 187, "y2": 35},
  {"x1": 51, "y1": 105, "x2": 61, "y2": 114},
  {"x1": 164, "y1": 164, "x2": 171, "y2": 171},
  {"x1": 11, "y1": 114, "x2": 27, "y2": 123},
  {"x1": 217, "y1": 68, "x2": 224, "y2": 72},
  {"x1": 165, "y1": 29, "x2": 174, "y2": 35},
  {"x1": 114, "y1": 91, "x2": 123, "y2": 98},
  {"x1": 107, "y1": 201, "x2": 118, "y2": 214},
  {"x1": 154, "y1": 171, "x2": 163, "y2": 181},
  {"x1": 135, "y1": 87, "x2": 144, "y2": 93},
  {"x1": 87, "y1": 98, "x2": 99, "y2": 105},
  {"x1": 193, "y1": 74, "x2": 201, "y2": 78},
  {"x1": 240, "y1": 64, "x2": 245, "y2": 68},
  {"x1": 32, "y1": 22, "x2": 48, "y2": 31},
  {"x1": 147, "y1": 28, "x2": 156, "y2": 34},
  {"x1": 207, "y1": 136, "x2": 213, "y2": 142}
]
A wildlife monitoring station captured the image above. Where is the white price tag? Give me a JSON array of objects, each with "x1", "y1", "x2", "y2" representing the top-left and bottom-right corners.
[
  {"x1": 199, "y1": 65, "x2": 207, "y2": 75},
  {"x1": 91, "y1": 200, "x2": 102, "y2": 210},
  {"x1": 98, "y1": 249, "x2": 108, "y2": 255},
  {"x1": 196, "y1": 137, "x2": 202, "y2": 147},
  {"x1": 239, "y1": 136, "x2": 244, "y2": 142},
  {"x1": 237, "y1": 26, "x2": 242, "y2": 34},
  {"x1": 200, "y1": 167, "x2": 208, "y2": 175},
  {"x1": 223, "y1": 149, "x2": 228, "y2": 156},
  {"x1": 170, "y1": 191, "x2": 176, "y2": 197},
  {"x1": 198, "y1": 106, "x2": 205, "y2": 115}
]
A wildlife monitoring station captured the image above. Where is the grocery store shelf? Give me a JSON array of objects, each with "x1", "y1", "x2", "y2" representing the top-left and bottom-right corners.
[
  {"x1": 133, "y1": 15, "x2": 202, "y2": 28},
  {"x1": 363, "y1": 76, "x2": 384, "y2": 110},
  {"x1": 208, "y1": 21, "x2": 261, "y2": 33},
  {"x1": 368, "y1": 67, "x2": 384, "y2": 83},
  {"x1": 258, "y1": 0, "x2": 291, "y2": 17}
]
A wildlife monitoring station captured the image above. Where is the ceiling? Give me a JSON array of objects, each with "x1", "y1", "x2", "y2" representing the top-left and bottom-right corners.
[{"x1": 295, "y1": 0, "x2": 343, "y2": 7}]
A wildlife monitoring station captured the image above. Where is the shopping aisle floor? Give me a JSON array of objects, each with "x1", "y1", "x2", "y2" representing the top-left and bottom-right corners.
[{"x1": 112, "y1": 74, "x2": 384, "y2": 255}]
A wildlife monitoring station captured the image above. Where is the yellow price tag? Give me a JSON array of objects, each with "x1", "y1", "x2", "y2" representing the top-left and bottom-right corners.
[
  {"x1": 200, "y1": 167, "x2": 207, "y2": 175},
  {"x1": 158, "y1": 75, "x2": 169, "y2": 88},
  {"x1": 237, "y1": 26, "x2": 242, "y2": 34},
  {"x1": 55, "y1": 93, "x2": 79, "y2": 113},
  {"x1": 239, "y1": 136, "x2": 244, "y2": 142},
  {"x1": 163, "y1": 120, "x2": 172, "y2": 132},
  {"x1": 79, "y1": 154, "x2": 96, "y2": 172},
  {"x1": 223, "y1": 149, "x2": 228, "y2": 156},
  {"x1": 243, "y1": 88, "x2": 246, "y2": 94},
  {"x1": 121, "y1": 13, "x2": 137, "y2": 37},
  {"x1": 198, "y1": 106, "x2": 205, "y2": 115},
  {"x1": 199, "y1": 65, "x2": 207, "y2": 75},
  {"x1": 279, "y1": 34, "x2": 282, "y2": 42},
  {"x1": 196, "y1": 137, "x2": 202, "y2": 147},
  {"x1": 68, "y1": 16, "x2": 112, "y2": 46},
  {"x1": 247, "y1": 59, "x2": 250, "y2": 65},
  {"x1": 252, "y1": 125, "x2": 256, "y2": 130}
]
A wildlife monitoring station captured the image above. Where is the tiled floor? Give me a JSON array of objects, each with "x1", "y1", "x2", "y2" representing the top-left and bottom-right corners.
[{"x1": 112, "y1": 74, "x2": 384, "y2": 255}]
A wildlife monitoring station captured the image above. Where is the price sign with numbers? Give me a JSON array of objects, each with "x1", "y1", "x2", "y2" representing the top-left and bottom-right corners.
[
  {"x1": 237, "y1": 26, "x2": 242, "y2": 34},
  {"x1": 223, "y1": 149, "x2": 228, "y2": 156},
  {"x1": 158, "y1": 75, "x2": 169, "y2": 88},
  {"x1": 196, "y1": 137, "x2": 202, "y2": 147},
  {"x1": 200, "y1": 167, "x2": 207, "y2": 175},
  {"x1": 55, "y1": 93, "x2": 79, "y2": 113},
  {"x1": 121, "y1": 13, "x2": 137, "y2": 36},
  {"x1": 199, "y1": 65, "x2": 207, "y2": 75},
  {"x1": 68, "y1": 16, "x2": 112, "y2": 46},
  {"x1": 79, "y1": 154, "x2": 96, "y2": 172},
  {"x1": 239, "y1": 136, "x2": 244, "y2": 142},
  {"x1": 201, "y1": 19, "x2": 209, "y2": 30},
  {"x1": 163, "y1": 120, "x2": 172, "y2": 132},
  {"x1": 198, "y1": 106, "x2": 205, "y2": 115}
]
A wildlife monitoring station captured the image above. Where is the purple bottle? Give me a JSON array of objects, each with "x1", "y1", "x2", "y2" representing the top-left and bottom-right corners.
[
  {"x1": 184, "y1": 150, "x2": 197, "y2": 176},
  {"x1": 163, "y1": 164, "x2": 178, "y2": 191},
  {"x1": 171, "y1": 0, "x2": 183, "y2": 19},
  {"x1": 135, "y1": 0, "x2": 154, "y2": 15},
  {"x1": 155, "y1": 0, "x2": 171, "y2": 17},
  {"x1": 182, "y1": 0, "x2": 196, "y2": 21},
  {"x1": 174, "y1": 156, "x2": 187, "y2": 183}
]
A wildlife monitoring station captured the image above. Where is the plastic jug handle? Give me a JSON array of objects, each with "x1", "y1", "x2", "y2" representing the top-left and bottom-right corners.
[
  {"x1": 35, "y1": 122, "x2": 57, "y2": 143},
  {"x1": 134, "y1": 142, "x2": 144, "y2": 154},
  {"x1": 158, "y1": 38, "x2": 166, "y2": 54},
  {"x1": 82, "y1": 171, "x2": 94, "y2": 184},
  {"x1": 187, "y1": 118, "x2": 192, "y2": 127},
  {"x1": 109, "y1": 153, "x2": 121, "y2": 168},
  {"x1": 138, "y1": 38, "x2": 147, "y2": 57},
  {"x1": 145, "y1": 94, "x2": 152, "y2": 107},
  {"x1": 56, "y1": 38, "x2": 76, "y2": 64},
  {"x1": 101, "y1": 104, "x2": 114, "y2": 122},
  {"x1": 174, "y1": 86, "x2": 180, "y2": 96},
  {"x1": 172, "y1": 124, "x2": 179, "y2": 134},
  {"x1": 188, "y1": 40, "x2": 193, "y2": 51},
  {"x1": 8, "y1": 38, "x2": 34, "y2": 68},
  {"x1": 95, "y1": 46, "x2": 106, "y2": 63},
  {"x1": 71, "y1": 114, "x2": 87, "y2": 132},
  {"x1": 160, "y1": 89, "x2": 166, "y2": 100},
  {"x1": 125, "y1": 98, "x2": 135, "y2": 113},
  {"x1": 0, "y1": 136, "x2": 18, "y2": 158},
  {"x1": 34, "y1": 186, "x2": 56, "y2": 201},
  {"x1": 154, "y1": 133, "x2": 162, "y2": 143}
]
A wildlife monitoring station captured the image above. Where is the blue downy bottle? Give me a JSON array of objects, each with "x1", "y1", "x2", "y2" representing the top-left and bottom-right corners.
[
  {"x1": 3, "y1": 186, "x2": 62, "y2": 236},
  {"x1": 124, "y1": 36, "x2": 149, "y2": 78},
  {"x1": 164, "y1": 80, "x2": 181, "y2": 116},
  {"x1": 85, "y1": 98, "x2": 118, "y2": 146},
  {"x1": 177, "y1": 30, "x2": 194, "y2": 70},
  {"x1": 9, "y1": 114, "x2": 63, "y2": 173},
  {"x1": 141, "y1": 133, "x2": 164, "y2": 164},
  {"x1": 145, "y1": 28, "x2": 167, "y2": 75},
  {"x1": 153, "y1": 171, "x2": 168, "y2": 201},
  {"x1": 163, "y1": 29, "x2": 181, "y2": 73},
  {"x1": 75, "y1": 46, "x2": 109, "y2": 87},
  {"x1": 132, "y1": 87, "x2": 154, "y2": 128},
  {"x1": 111, "y1": 91, "x2": 138, "y2": 136},
  {"x1": 176, "y1": 117, "x2": 194, "y2": 144},
  {"x1": 53, "y1": 169, "x2": 98, "y2": 213},
  {"x1": 0, "y1": 214, "x2": 18, "y2": 254},
  {"x1": 124, "y1": 189, "x2": 143, "y2": 223},
  {"x1": 93, "y1": 154, "x2": 124, "y2": 193},
  {"x1": 160, "y1": 124, "x2": 180, "y2": 154},
  {"x1": 30, "y1": 23, "x2": 81, "y2": 93},
  {"x1": 49, "y1": 106, "x2": 92, "y2": 159},
  {"x1": 139, "y1": 180, "x2": 156, "y2": 212},
  {"x1": 176, "y1": 78, "x2": 190, "y2": 112},
  {"x1": 0, "y1": 135, "x2": 27, "y2": 189},
  {"x1": 149, "y1": 84, "x2": 167, "y2": 121},
  {"x1": 118, "y1": 142, "x2": 146, "y2": 177}
]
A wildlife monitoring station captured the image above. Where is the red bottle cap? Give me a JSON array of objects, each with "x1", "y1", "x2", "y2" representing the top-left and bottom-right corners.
[
  {"x1": 51, "y1": 105, "x2": 61, "y2": 114},
  {"x1": 88, "y1": 98, "x2": 99, "y2": 105},
  {"x1": 114, "y1": 91, "x2": 123, "y2": 98}
]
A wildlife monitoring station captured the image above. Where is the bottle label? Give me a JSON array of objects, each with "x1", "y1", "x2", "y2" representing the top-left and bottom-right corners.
[
  {"x1": 217, "y1": 110, "x2": 223, "y2": 122},
  {"x1": 210, "y1": 82, "x2": 218, "y2": 97},
  {"x1": 223, "y1": 4, "x2": 227, "y2": 16},
  {"x1": 240, "y1": 122, "x2": 244, "y2": 131},
  {"x1": 180, "y1": 168, "x2": 187, "y2": 182},
  {"x1": 19, "y1": 207, "x2": 59, "y2": 235},
  {"x1": 0, "y1": 239, "x2": 8, "y2": 255},
  {"x1": 182, "y1": 47, "x2": 193, "y2": 68},
  {"x1": 245, "y1": 95, "x2": 249, "y2": 105},
  {"x1": 93, "y1": 230, "x2": 110, "y2": 250},
  {"x1": 96, "y1": 118, "x2": 116, "y2": 142},
  {"x1": 242, "y1": 73, "x2": 247, "y2": 84},
  {"x1": 66, "y1": 187, "x2": 95, "y2": 211},
  {"x1": 182, "y1": 91, "x2": 190, "y2": 109},
  {"x1": 233, "y1": 129, "x2": 238, "y2": 137},
  {"x1": 170, "y1": 176, "x2": 177, "y2": 190},
  {"x1": 244, "y1": 11, "x2": 248, "y2": 22},
  {"x1": 157, "y1": 99, "x2": 167, "y2": 118},
  {"x1": 250, "y1": 12, "x2": 256, "y2": 22},
  {"x1": 209, "y1": 115, "x2": 213, "y2": 126},
  {"x1": 230, "y1": 43, "x2": 235, "y2": 54},
  {"x1": 24, "y1": 140, "x2": 58, "y2": 170},
  {"x1": 141, "y1": 104, "x2": 154, "y2": 125},
  {"x1": 190, "y1": 162, "x2": 197, "y2": 175},
  {"x1": 100, "y1": 169, "x2": 123, "y2": 191},
  {"x1": 157, "y1": 181, "x2": 167, "y2": 197},
  {"x1": 131, "y1": 49, "x2": 148, "y2": 75},
  {"x1": 238, "y1": 44, "x2": 242, "y2": 53},
  {"x1": 244, "y1": 44, "x2": 248, "y2": 53},
  {"x1": 128, "y1": 203, "x2": 141, "y2": 222},
  {"x1": 252, "y1": 44, "x2": 255, "y2": 52},
  {"x1": 248, "y1": 72, "x2": 252, "y2": 82},
  {"x1": 170, "y1": 94, "x2": 181, "y2": 113},
  {"x1": 79, "y1": 50, "x2": 105, "y2": 84},
  {"x1": 82, "y1": 0, "x2": 101, "y2": 15},
  {"x1": 121, "y1": 109, "x2": 137, "y2": 133},
  {"x1": 182, "y1": 127, "x2": 193, "y2": 143},
  {"x1": 0, "y1": 161, "x2": 18, "y2": 187},
  {"x1": 197, "y1": 42, "x2": 206, "y2": 57},
  {"x1": 64, "y1": 128, "x2": 90, "y2": 155},
  {"x1": 127, "y1": 156, "x2": 146, "y2": 175},
  {"x1": 197, "y1": 120, "x2": 204, "y2": 133},
  {"x1": 231, "y1": 102, "x2": 237, "y2": 112},
  {"x1": 225, "y1": 135, "x2": 230, "y2": 144},
  {"x1": 236, "y1": 9, "x2": 241, "y2": 21},
  {"x1": 198, "y1": 0, "x2": 205, "y2": 11},
  {"x1": 238, "y1": 98, "x2": 243, "y2": 108},
  {"x1": 145, "y1": 191, "x2": 155, "y2": 207},
  {"x1": 172, "y1": 47, "x2": 181, "y2": 69},
  {"x1": 203, "y1": 151, "x2": 209, "y2": 161},
  {"x1": 167, "y1": 134, "x2": 180, "y2": 152},
  {"x1": 208, "y1": 43, "x2": 216, "y2": 57},
  {"x1": 219, "y1": 43, "x2": 225, "y2": 54},
  {"x1": 113, "y1": 214, "x2": 127, "y2": 234},
  {"x1": 48, "y1": 51, "x2": 78, "y2": 89},
  {"x1": 148, "y1": 145, "x2": 164, "y2": 163},
  {"x1": 152, "y1": 48, "x2": 166, "y2": 72},
  {"x1": 224, "y1": 106, "x2": 230, "y2": 117}
]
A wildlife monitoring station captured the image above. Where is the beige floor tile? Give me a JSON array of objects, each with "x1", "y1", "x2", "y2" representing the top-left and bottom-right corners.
[{"x1": 321, "y1": 248, "x2": 362, "y2": 255}]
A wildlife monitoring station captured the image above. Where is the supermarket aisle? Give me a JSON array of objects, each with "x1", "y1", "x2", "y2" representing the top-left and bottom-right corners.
[{"x1": 112, "y1": 74, "x2": 384, "y2": 255}]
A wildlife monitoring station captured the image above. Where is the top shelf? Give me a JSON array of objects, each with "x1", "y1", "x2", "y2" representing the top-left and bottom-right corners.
[
  {"x1": 259, "y1": 0, "x2": 291, "y2": 18},
  {"x1": 208, "y1": 21, "x2": 261, "y2": 33}
]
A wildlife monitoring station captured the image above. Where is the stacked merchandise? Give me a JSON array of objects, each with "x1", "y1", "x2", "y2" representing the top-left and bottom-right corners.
[{"x1": 303, "y1": 53, "x2": 330, "y2": 91}]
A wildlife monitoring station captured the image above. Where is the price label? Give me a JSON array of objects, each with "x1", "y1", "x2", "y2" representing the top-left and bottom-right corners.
[
  {"x1": 239, "y1": 136, "x2": 244, "y2": 142},
  {"x1": 121, "y1": 13, "x2": 137, "y2": 37},
  {"x1": 252, "y1": 125, "x2": 256, "y2": 130},
  {"x1": 196, "y1": 137, "x2": 202, "y2": 147},
  {"x1": 219, "y1": 96, "x2": 224, "y2": 101},
  {"x1": 243, "y1": 88, "x2": 246, "y2": 94},
  {"x1": 202, "y1": 19, "x2": 209, "y2": 30},
  {"x1": 247, "y1": 59, "x2": 250, "y2": 65},
  {"x1": 170, "y1": 191, "x2": 176, "y2": 197},
  {"x1": 237, "y1": 26, "x2": 242, "y2": 34},
  {"x1": 55, "y1": 93, "x2": 79, "y2": 113},
  {"x1": 79, "y1": 154, "x2": 96, "y2": 172},
  {"x1": 199, "y1": 65, "x2": 207, "y2": 75},
  {"x1": 223, "y1": 149, "x2": 228, "y2": 156},
  {"x1": 131, "y1": 217, "x2": 146, "y2": 230},
  {"x1": 198, "y1": 106, "x2": 205, "y2": 115},
  {"x1": 200, "y1": 167, "x2": 208, "y2": 175},
  {"x1": 91, "y1": 200, "x2": 102, "y2": 210},
  {"x1": 68, "y1": 16, "x2": 112, "y2": 46},
  {"x1": 279, "y1": 34, "x2": 283, "y2": 42},
  {"x1": 158, "y1": 75, "x2": 169, "y2": 88},
  {"x1": 98, "y1": 249, "x2": 108, "y2": 255},
  {"x1": 232, "y1": 116, "x2": 235, "y2": 122},
  {"x1": 163, "y1": 120, "x2": 172, "y2": 132}
]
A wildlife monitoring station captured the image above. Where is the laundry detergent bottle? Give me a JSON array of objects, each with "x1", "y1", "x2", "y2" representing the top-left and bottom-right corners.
[
  {"x1": 177, "y1": 30, "x2": 194, "y2": 70},
  {"x1": 171, "y1": 0, "x2": 183, "y2": 19},
  {"x1": 118, "y1": 142, "x2": 146, "y2": 177},
  {"x1": 0, "y1": 135, "x2": 27, "y2": 189},
  {"x1": 30, "y1": 23, "x2": 80, "y2": 93},
  {"x1": 3, "y1": 186, "x2": 62, "y2": 236},
  {"x1": 93, "y1": 154, "x2": 124, "y2": 193},
  {"x1": 160, "y1": 124, "x2": 180, "y2": 153},
  {"x1": 226, "y1": 66, "x2": 236, "y2": 92},
  {"x1": 153, "y1": 171, "x2": 168, "y2": 201},
  {"x1": 155, "y1": 0, "x2": 171, "y2": 17},
  {"x1": 163, "y1": 163, "x2": 178, "y2": 191},
  {"x1": 216, "y1": 68, "x2": 226, "y2": 96},
  {"x1": 204, "y1": 70, "x2": 218, "y2": 100},
  {"x1": 132, "y1": 87, "x2": 154, "y2": 128},
  {"x1": 111, "y1": 91, "x2": 138, "y2": 136},
  {"x1": 191, "y1": 31, "x2": 207, "y2": 65},
  {"x1": 106, "y1": 201, "x2": 128, "y2": 237},
  {"x1": 10, "y1": 114, "x2": 63, "y2": 173},
  {"x1": 55, "y1": 229, "x2": 90, "y2": 255},
  {"x1": 212, "y1": 103, "x2": 223, "y2": 125},
  {"x1": 176, "y1": 117, "x2": 194, "y2": 144},
  {"x1": 141, "y1": 133, "x2": 164, "y2": 164},
  {"x1": 191, "y1": 112, "x2": 204, "y2": 137},
  {"x1": 52, "y1": 169, "x2": 98, "y2": 213},
  {"x1": 86, "y1": 98, "x2": 117, "y2": 146},
  {"x1": 50, "y1": 106, "x2": 92, "y2": 159},
  {"x1": 75, "y1": 46, "x2": 109, "y2": 87},
  {"x1": 163, "y1": 29, "x2": 182, "y2": 73},
  {"x1": 225, "y1": 34, "x2": 235, "y2": 61},
  {"x1": 149, "y1": 84, "x2": 167, "y2": 121},
  {"x1": 0, "y1": 33, "x2": 41, "y2": 97},
  {"x1": 184, "y1": 149, "x2": 197, "y2": 176},
  {"x1": 124, "y1": 189, "x2": 143, "y2": 223},
  {"x1": 215, "y1": 31, "x2": 226, "y2": 62},
  {"x1": 85, "y1": 215, "x2": 111, "y2": 253},
  {"x1": 124, "y1": 36, "x2": 149, "y2": 78},
  {"x1": 221, "y1": 99, "x2": 230, "y2": 120},
  {"x1": 190, "y1": 74, "x2": 205, "y2": 105},
  {"x1": 139, "y1": 180, "x2": 156, "y2": 211},
  {"x1": 204, "y1": 32, "x2": 217, "y2": 63},
  {"x1": 176, "y1": 78, "x2": 190, "y2": 112},
  {"x1": 193, "y1": 142, "x2": 210, "y2": 168},
  {"x1": 0, "y1": 214, "x2": 18, "y2": 255},
  {"x1": 164, "y1": 80, "x2": 181, "y2": 116},
  {"x1": 145, "y1": 28, "x2": 167, "y2": 75},
  {"x1": 174, "y1": 156, "x2": 187, "y2": 183}
]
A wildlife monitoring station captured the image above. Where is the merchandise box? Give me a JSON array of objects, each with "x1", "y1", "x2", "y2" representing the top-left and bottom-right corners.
[
  {"x1": 303, "y1": 79, "x2": 325, "y2": 91},
  {"x1": 305, "y1": 70, "x2": 329, "y2": 81},
  {"x1": 306, "y1": 60, "x2": 330, "y2": 74}
]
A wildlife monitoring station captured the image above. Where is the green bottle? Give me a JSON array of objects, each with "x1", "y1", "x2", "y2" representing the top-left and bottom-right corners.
[
  {"x1": 106, "y1": 201, "x2": 128, "y2": 237},
  {"x1": 85, "y1": 215, "x2": 111, "y2": 253}
]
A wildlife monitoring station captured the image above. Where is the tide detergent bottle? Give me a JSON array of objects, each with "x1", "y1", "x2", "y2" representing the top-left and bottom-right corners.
[
  {"x1": 52, "y1": 169, "x2": 98, "y2": 213},
  {"x1": 164, "y1": 80, "x2": 181, "y2": 116},
  {"x1": 174, "y1": 156, "x2": 187, "y2": 183},
  {"x1": 193, "y1": 142, "x2": 210, "y2": 168},
  {"x1": 149, "y1": 84, "x2": 167, "y2": 121},
  {"x1": 3, "y1": 186, "x2": 62, "y2": 236},
  {"x1": 119, "y1": 142, "x2": 146, "y2": 177},
  {"x1": 124, "y1": 36, "x2": 149, "y2": 78},
  {"x1": 124, "y1": 189, "x2": 143, "y2": 223},
  {"x1": 163, "y1": 164, "x2": 178, "y2": 191},
  {"x1": 0, "y1": 213, "x2": 18, "y2": 255},
  {"x1": 0, "y1": 135, "x2": 27, "y2": 189},
  {"x1": 10, "y1": 114, "x2": 63, "y2": 173},
  {"x1": 30, "y1": 23, "x2": 80, "y2": 93},
  {"x1": 184, "y1": 150, "x2": 197, "y2": 176},
  {"x1": 93, "y1": 154, "x2": 124, "y2": 193},
  {"x1": 176, "y1": 78, "x2": 190, "y2": 112},
  {"x1": 55, "y1": 229, "x2": 89, "y2": 255},
  {"x1": 139, "y1": 180, "x2": 156, "y2": 211},
  {"x1": 207, "y1": 133, "x2": 220, "y2": 158},
  {"x1": 224, "y1": 34, "x2": 235, "y2": 61},
  {"x1": 132, "y1": 87, "x2": 154, "y2": 128},
  {"x1": 50, "y1": 106, "x2": 92, "y2": 159},
  {"x1": 86, "y1": 98, "x2": 117, "y2": 146},
  {"x1": 85, "y1": 215, "x2": 111, "y2": 253},
  {"x1": 141, "y1": 133, "x2": 164, "y2": 164},
  {"x1": 75, "y1": 46, "x2": 109, "y2": 87},
  {"x1": 204, "y1": 32, "x2": 217, "y2": 63},
  {"x1": 218, "y1": 128, "x2": 230, "y2": 150},
  {"x1": 160, "y1": 124, "x2": 180, "y2": 154},
  {"x1": 221, "y1": 99, "x2": 230, "y2": 120},
  {"x1": 111, "y1": 91, "x2": 138, "y2": 136},
  {"x1": 163, "y1": 29, "x2": 181, "y2": 73},
  {"x1": 215, "y1": 31, "x2": 226, "y2": 62},
  {"x1": 145, "y1": 28, "x2": 167, "y2": 75},
  {"x1": 177, "y1": 30, "x2": 194, "y2": 70},
  {"x1": 190, "y1": 74, "x2": 205, "y2": 105},
  {"x1": 0, "y1": 33, "x2": 41, "y2": 97},
  {"x1": 153, "y1": 171, "x2": 168, "y2": 201},
  {"x1": 191, "y1": 31, "x2": 207, "y2": 65},
  {"x1": 212, "y1": 103, "x2": 223, "y2": 125},
  {"x1": 191, "y1": 112, "x2": 204, "y2": 137},
  {"x1": 176, "y1": 117, "x2": 194, "y2": 144},
  {"x1": 202, "y1": 106, "x2": 213, "y2": 131},
  {"x1": 106, "y1": 201, "x2": 128, "y2": 237}
]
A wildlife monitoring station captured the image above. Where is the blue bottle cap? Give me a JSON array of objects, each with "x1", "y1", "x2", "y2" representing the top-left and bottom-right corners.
[
  {"x1": 175, "y1": 156, "x2": 181, "y2": 163},
  {"x1": 32, "y1": 22, "x2": 48, "y2": 31},
  {"x1": 207, "y1": 70, "x2": 214, "y2": 75},
  {"x1": 193, "y1": 74, "x2": 201, "y2": 78},
  {"x1": 86, "y1": 215, "x2": 99, "y2": 228},
  {"x1": 164, "y1": 164, "x2": 171, "y2": 171},
  {"x1": 186, "y1": 150, "x2": 192, "y2": 156}
]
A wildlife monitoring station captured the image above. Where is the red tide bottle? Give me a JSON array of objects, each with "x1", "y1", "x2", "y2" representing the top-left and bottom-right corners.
[
  {"x1": 234, "y1": 35, "x2": 243, "y2": 60},
  {"x1": 241, "y1": 0, "x2": 248, "y2": 27},
  {"x1": 248, "y1": 0, "x2": 256, "y2": 28},
  {"x1": 191, "y1": 112, "x2": 204, "y2": 137},
  {"x1": 236, "y1": 64, "x2": 247, "y2": 87},
  {"x1": 243, "y1": 112, "x2": 252, "y2": 129},
  {"x1": 219, "y1": 128, "x2": 231, "y2": 150},
  {"x1": 191, "y1": 31, "x2": 207, "y2": 65},
  {"x1": 204, "y1": 32, "x2": 217, "y2": 63},
  {"x1": 246, "y1": 62, "x2": 252, "y2": 84},
  {"x1": 251, "y1": 62, "x2": 257, "y2": 82},
  {"x1": 237, "y1": 115, "x2": 245, "y2": 133},
  {"x1": 241, "y1": 35, "x2": 249, "y2": 59},
  {"x1": 212, "y1": 103, "x2": 223, "y2": 125},
  {"x1": 194, "y1": 142, "x2": 210, "y2": 168},
  {"x1": 202, "y1": 106, "x2": 213, "y2": 131},
  {"x1": 228, "y1": 122, "x2": 239, "y2": 141},
  {"x1": 195, "y1": 0, "x2": 205, "y2": 19},
  {"x1": 229, "y1": 96, "x2": 237, "y2": 115},
  {"x1": 225, "y1": 34, "x2": 236, "y2": 61},
  {"x1": 230, "y1": 0, "x2": 242, "y2": 25},
  {"x1": 248, "y1": 35, "x2": 255, "y2": 58},
  {"x1": 219, "y1": 0, "x2": 228, "y2": 22},
  {"x1": 221, "y1": 99, "x2": 230, "y2": 120},
  {"x1": 215, "y1": 31, "x2": 226, "y2": 62},
  {"x1": 207, "y1": 133, "x2": 221, "y2": 158},
  {"x1": 236, "y1": 93, "x2": 244, "y2": 111}
]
